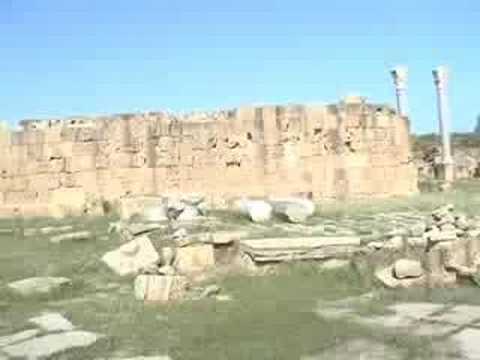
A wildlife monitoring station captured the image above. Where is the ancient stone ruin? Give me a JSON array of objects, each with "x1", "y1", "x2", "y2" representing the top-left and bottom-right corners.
[{"x1": 0, "y1": 96, "x2": 417, "y2": 217}]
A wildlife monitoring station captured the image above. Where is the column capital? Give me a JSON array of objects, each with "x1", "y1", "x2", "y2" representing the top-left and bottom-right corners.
[
  {"x1": 390, "y1": 66, "x2": 408, "y2": 90},
  {"x1": 433, "y1": 66, "x2": 449, "y2": 89}
]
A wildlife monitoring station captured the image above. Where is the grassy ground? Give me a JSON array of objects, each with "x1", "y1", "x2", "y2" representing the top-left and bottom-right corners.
[{"x1": 1, "y1": 181, "x2": 480, "y2": 359}]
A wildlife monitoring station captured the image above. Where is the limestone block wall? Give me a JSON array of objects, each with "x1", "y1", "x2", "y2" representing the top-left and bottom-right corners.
[{"x1": 0, "y1": 98, "x2": 417, "y2": 216}]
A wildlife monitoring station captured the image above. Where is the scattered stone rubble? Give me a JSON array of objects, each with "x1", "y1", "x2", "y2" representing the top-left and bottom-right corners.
[
  {"x1": 0, "y1": 312, "x2": 102, "y2": 358},
  {"x1": 375, "y1": 204, "x2": 480, "y2": 288}
]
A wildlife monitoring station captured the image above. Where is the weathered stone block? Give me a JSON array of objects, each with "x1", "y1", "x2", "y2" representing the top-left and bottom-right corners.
[
  {"x1": 174, "y1": 244, "x2": 215, "y2": 274},
  {"x1": 134, "y1": 275, "x2": 187, "y2": 302}
]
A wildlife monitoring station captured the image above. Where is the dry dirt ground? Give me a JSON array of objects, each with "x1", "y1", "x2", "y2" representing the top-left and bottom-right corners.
[{"x1": 2, "y1": 181, "x2": 480, "y2": 359}]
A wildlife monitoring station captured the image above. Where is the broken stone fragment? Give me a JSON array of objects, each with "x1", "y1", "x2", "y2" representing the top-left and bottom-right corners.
[
  {"x1": 375, "y1": 266, "x2": 425, "y2": 288},
  {"x1": 134, "y1": 275, "x2": 187, "y2": 302},
  {"x1": 102, "y1": 236, "x2": 160, "y2": 276},
  {"x1": 50, "y1": 231, "x2": 92, "y2": 244},
  {"x1": 269, "y1": 198, "x2": 315, "y2": 223},
  {"x1": 393, "y1": 259, "x2": 423, "y2": 279}
]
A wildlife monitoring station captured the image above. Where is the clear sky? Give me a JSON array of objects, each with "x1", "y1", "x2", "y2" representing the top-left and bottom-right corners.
[{"x1": 0, "y1": 0, "x2": 479, "y2": 133}]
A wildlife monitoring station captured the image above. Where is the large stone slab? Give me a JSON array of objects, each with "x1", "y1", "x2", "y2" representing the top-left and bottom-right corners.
[
  {"x1": 102, "y1": 236, "x2": 160, "y2": 276},
  {"x1": 29, "y1": 312, "x2": 75, "y2": 332},
  {"x1": 7, "y1": 277, "x2": 72, "y2": 296},
  {"x1": 240, "y1": 236, "x2": 361, "y2": 262},
  {"x1": 2, "y1": 331, "x2": 102, "y2": 358}
]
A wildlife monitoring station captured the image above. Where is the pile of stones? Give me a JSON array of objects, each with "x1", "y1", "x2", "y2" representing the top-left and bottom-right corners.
[
  {"x1": 102, "y1": 218, "x2": 248, "y2": 302},
  {"x1": 375, "y1": 204, "x2": 480, "y2": 288}
]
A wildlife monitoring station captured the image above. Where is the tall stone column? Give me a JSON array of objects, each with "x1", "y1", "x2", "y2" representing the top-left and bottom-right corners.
[
  {"x1": 433, "y1": 66, "x2": 454, "y2": 182},
  {"x1": 390, "y1": 66, "x2": 409, "y2": 117}
]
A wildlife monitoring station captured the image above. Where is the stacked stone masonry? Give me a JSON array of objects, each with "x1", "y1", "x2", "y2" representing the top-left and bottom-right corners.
[{"x1": 0, "y1": 98, "x2": 417, "y2": 217}]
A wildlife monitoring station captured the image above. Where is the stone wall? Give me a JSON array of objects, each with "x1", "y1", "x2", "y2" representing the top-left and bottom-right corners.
[{"x1": 0, "y1": 97, "x2": 417, "y2": 217}]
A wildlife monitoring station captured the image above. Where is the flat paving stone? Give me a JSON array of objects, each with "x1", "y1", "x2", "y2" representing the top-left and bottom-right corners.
[
  {"x1": 29, "y1": 312, "x2": 75, "y2": 332},
  {"x1": 451, "y1": 328, "x2": 480, "y2": 359},
  {"x1": 0, "y1": 329, "x2": 40, "y2": 347},
  {"x1": 429, "y1": 305, "x2": 480, "y2": 326},
  {"x1": 302, "y1": 338, "x2": 403, "y2": 360},
  {"x1": 387, "y1": 302, "x2": 446, "y2": 320},
  {"x1": 2, "y1": 330, "x2": 102, "y2": 358}
]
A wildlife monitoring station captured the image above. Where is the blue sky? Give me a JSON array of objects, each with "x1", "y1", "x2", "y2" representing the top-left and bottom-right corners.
[{"x1": 0, "y1": 0, "x2": 479, "y2": 133}]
